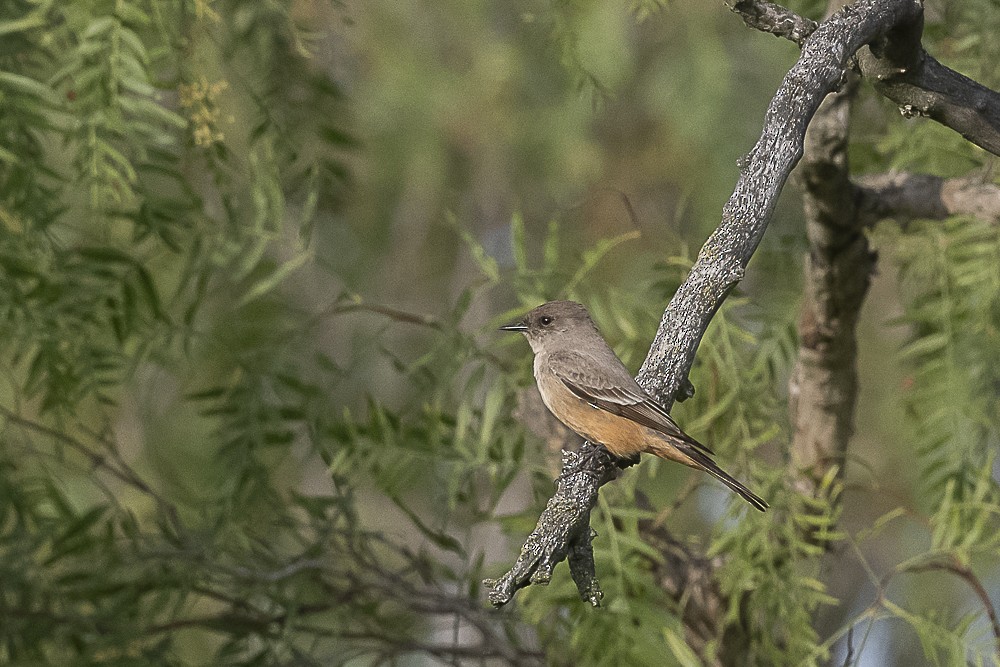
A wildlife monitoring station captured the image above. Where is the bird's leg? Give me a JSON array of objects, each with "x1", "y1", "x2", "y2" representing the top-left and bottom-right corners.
[
  {"x1": 615, "y1": 451, "x2": 641, "y2": 469},
  {"x1": 566, "y1": 442, "x2": 638, "y2": 480},
  {"x1": 559, "y1": 442, "x2": 614, "y2": 481},
  {"x1": 571, "y1": 441, "x2": 612, "y2": 471},
  {"x1": 674, "y1": 376, "x2": 696, "y2": 403},
  {"x1": 586, "y1": 442, "x2": 611, "y2": 463}
]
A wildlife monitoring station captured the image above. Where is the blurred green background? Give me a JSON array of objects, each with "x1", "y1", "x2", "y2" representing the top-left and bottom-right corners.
[{"x1": 1, "y1": 0, "x2": 998, "y2": 664}]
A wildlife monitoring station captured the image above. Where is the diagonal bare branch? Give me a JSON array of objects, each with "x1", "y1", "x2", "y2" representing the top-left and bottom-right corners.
[
  {"x1": 733, "y1": 0, "x2": 1000, "y2": 156},
  {"x1": 487, "y1": 0, "x2": 927, "y2": 613},
  {"x1": 636, "y1": 0, "x2": 920, "y2": 404}
]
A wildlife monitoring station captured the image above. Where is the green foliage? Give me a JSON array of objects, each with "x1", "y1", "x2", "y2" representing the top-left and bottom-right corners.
[
  {"x1": 713, "y1": 466, "x2": 842, "y2": 666},
  {"x1": 887, "y1": 217, "x2": 1000, "y2": 499},
  {"x1": 833, "y1": 0, "x2": 1000, "y2": 656},
  {"x1": 0, "y1": 1, "x2": 413, "y2": 664},
  {"x1": 685, "y1": 301, "x2": 837, "y2": 667},
  {"x1": 820, "y1": 216, "x2": 1000, "y2": 664},
  {"x1": 1, "y1": 0, "x2": 998, "y2": 665},
  {"x1": 52, "y1": 5, "x2": 186, "y2": 212}
]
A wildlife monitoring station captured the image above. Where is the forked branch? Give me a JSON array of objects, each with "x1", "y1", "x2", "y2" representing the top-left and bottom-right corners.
[{"x1": 486, "y1": 0, "x2": 1000, "y2": 624}]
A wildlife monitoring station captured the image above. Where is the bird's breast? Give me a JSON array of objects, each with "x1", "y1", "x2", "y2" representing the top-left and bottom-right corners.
[{"x1": 534, "y1": 366, "x2": 655, "y2": 458}]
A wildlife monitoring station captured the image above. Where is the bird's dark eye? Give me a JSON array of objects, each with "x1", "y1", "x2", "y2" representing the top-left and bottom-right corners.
[{"x1": 539, "y1": 316, "x2": 553, "y2": 326}]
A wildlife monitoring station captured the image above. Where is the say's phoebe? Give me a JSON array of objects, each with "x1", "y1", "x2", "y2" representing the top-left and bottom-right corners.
[{"x1": 501, "y1": 300, "x2": 768, "y2": 511}]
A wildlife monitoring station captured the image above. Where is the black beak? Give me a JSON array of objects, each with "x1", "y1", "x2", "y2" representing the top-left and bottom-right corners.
[{"x1": 499, "y1": 320, "x2": 528, "y2": 332}]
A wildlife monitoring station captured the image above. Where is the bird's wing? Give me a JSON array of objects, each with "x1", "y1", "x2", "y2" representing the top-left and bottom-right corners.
[{"x1": 545, "y1": 350, "x2": 714, "y2": 455}]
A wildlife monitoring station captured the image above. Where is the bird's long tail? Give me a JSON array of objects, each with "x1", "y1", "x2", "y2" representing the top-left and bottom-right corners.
[
  {"x1": 650, "y1": 441, "x2": 769, "y2": 512},
  {"x1": 698, "y1": 458, "x2": 769, "y2": 512}
]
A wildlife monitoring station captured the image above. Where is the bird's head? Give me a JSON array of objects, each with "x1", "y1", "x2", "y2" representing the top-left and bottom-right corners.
[{"x1": 499, "y1": 300, "x2": 596, "y2": 353}]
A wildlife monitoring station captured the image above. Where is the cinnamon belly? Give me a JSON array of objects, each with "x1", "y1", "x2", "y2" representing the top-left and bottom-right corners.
[{"x1": 534, "y1": 372, "x2": 689, "y2": 464}]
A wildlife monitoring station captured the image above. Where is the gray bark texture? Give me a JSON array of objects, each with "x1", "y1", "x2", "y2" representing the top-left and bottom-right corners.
[
  {"x1": 788, "y1": 75, "x2": 872, "y2": 483},
  {"x1": 634, "y1": 0, "x2": 923, "y2": 403},
  {"x1": 856, "y1": 12, "x2": 1000, "y2": 156},
  {"x1": 486, "y1": 1, "x2": 1000, "y2": 649},
  {"x1": 731, "y1": 0, "x2": 818, "y2": 46},
  {"x1": 858, "y1": 172, "x2": 1000, "y2": 224}
]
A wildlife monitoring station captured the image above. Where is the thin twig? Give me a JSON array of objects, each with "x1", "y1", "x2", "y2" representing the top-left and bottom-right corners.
[
  {"x1": 905, "y1": 557, "x2": 1000, "y2": 646},
  {"x1": 318, "y1": 296, "x2": 442, "y2": 330},
  {"x1": 0, "y1": 405, "x2": 130, "y2": 485},
  {"x1": 0, "y1": 405, "x2": 184, "y2": 533},
  {"x1": 730, "y1": 0, "x2": 818, "y2": 46}
]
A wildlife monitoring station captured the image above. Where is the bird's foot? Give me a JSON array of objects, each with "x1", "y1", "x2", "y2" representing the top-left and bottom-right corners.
[
  {"x1": 568, "y1": 443, "x2": 637, "y2": 477},
  {"x1": 615, "y1": 452, "x2": 641, "y2": 469},
  {"x1": 559, "y1": 443, "x2": 616, "y2": 481}
]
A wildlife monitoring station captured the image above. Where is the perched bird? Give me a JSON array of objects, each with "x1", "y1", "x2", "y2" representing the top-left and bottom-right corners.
[{"x1": 501, "y1": 300, "x2": 767, "y2": 511}]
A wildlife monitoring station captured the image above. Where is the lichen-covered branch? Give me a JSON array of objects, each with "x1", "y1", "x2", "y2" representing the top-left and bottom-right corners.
[
  {"x1": 739, "y1": 0, "x2": 1000, "y2": 490},
  {"x1": 637, "y1": 0, "x2": 920, "y2": 403},
  {"x1": 730, "y1": 0, "x2": 818, "y2": 47},
  {"x1": 733, "y1": 0, "x2": 1000, "y2": 156},
  {"x1": 787, "y1": 0, "x2": 870, "y2": 486},
  {"x1": 486, "y1": 0, "x2": 928, "y2": 612},
  {"x1": 484, "y1": 446, "x2": 618, "y2": 607},
  {"x1": 858, "y1": 18, "x2": 1000, "y2": 156}
]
